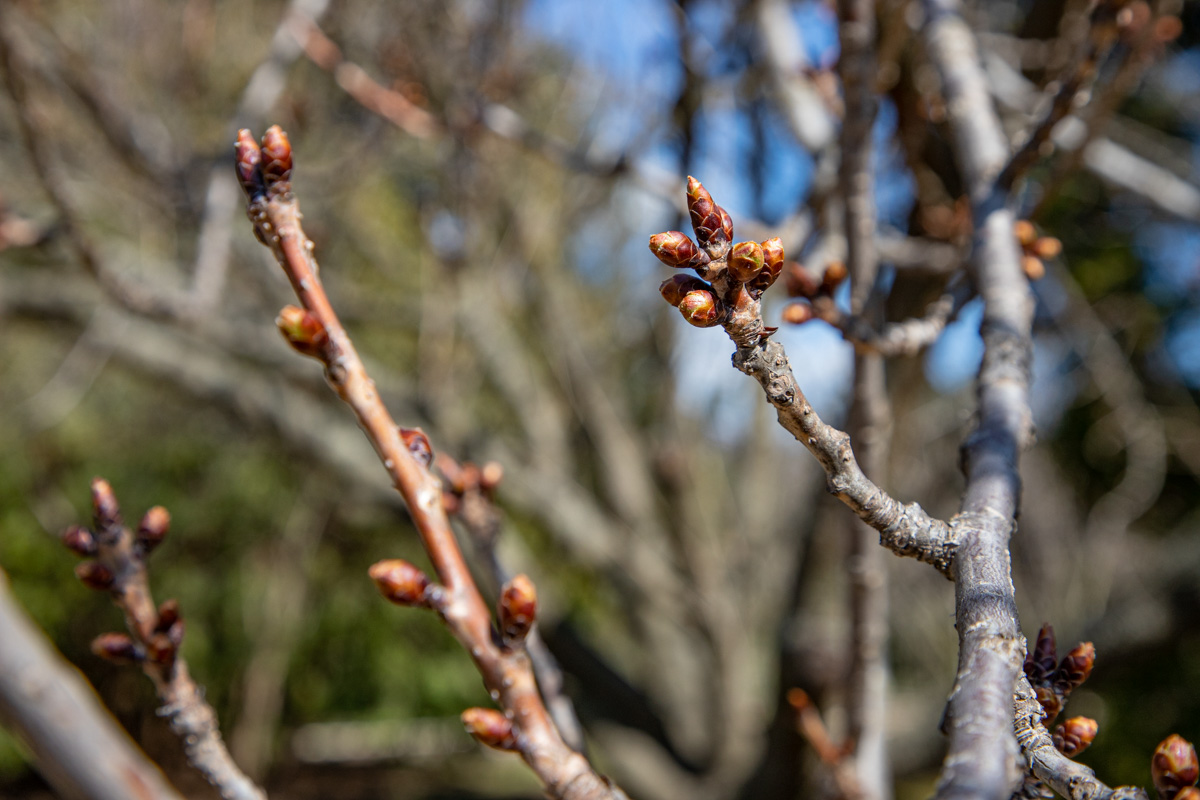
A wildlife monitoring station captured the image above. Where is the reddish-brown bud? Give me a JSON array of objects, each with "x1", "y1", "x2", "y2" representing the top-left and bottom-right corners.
[
  {"x1": 686, "y1": 176, "x2": 730, "y2": 252},
  {"x1": 144, "y1": 632, "x2": 177, "y2": 666},
  {"x1": 783, "y1": 262, "x2": 819, "y2": 298},
  {"x1": 91, "y1": 633, "x2": 142, "y2": 665},
  {"x1": 499, "y1": 574, "x2": 537, "y2": 643},
  {"x1": 90, "y1": 477, "x2": 121, "y2": 532},
  {"x1": 260, "y1": 125, "x2": 293, "y2": 195},
  {"x1": 137, "y1": 506, "x2": 170, "y2": 553},
  {"x1": 1054, "y1": 641, "x2": 1095, "y2": 697},
  {"x1": 678, "y1": 289, "x2": 723, "y2": 328},
  {"x1": 369, "y1": 559, "x2": 432, "y2": 607},
  {"x1": 62, "y1": 525, "x2": 97, "y2": 557},
  {"x1": 479, "y1": 461, "x2": 504, "y2": 493},
  {"x1": 649, "y1": 231, "x2": 708, "y2": 270},
  {"x1": 276, "y1": 305, "x2": 329, "y2": 359},
  {"x1": 1022, "y1": 255, "x2": 1046, "y2": 281},
  {"x1": 234, "y1": 129, "x2": 266, "y2": 201},
  {"x1": 75, "y1": 561, "x2": 115, "y2": 591},
  {"x1": 1031, "y1": 237, "x2": 1062, "y2": 259},
  {"x1": 1155, "y1": 15, "x2": 1183, "y2": 43},
  {"x1": 659, "y1": 274, "x2": 710, "y2": 307},
  {"x1": 781, "y1": 301, "x2": 815, "y2": 325},
  {"x1": 399, "y1": 427, "x2": 433, "y2": 468},
  {"x1": 728, "y1": 241, "x2": 765, "y2": 283},
  {"x1": 1053, "y1": 717, "x2": 1098, "y2": 757},
  {"x1": 1014, "y1": 219, "x2": 1038, "y2": 247},
  {"x1": 1025, "y1": 624, "x2": 1058, "y2": 685},
  {"x1": 461, "y1": 707, "x2": 517, "y2": 751},
  {"x1": 155, "y1": 599, "x2": 181, "y2": 633},
  {"x1": 1153, "y1": 735, "x2": 1199, "y2": 800},
  {"x1": 746, "y1": 238, "x2": 785, "y2": 295},
  {"x1": 821, "y1": 261, "x2": 848, "y2": 294},
  {"x1": 1035, "y1": 686, "x2": 1063, "y2": 725}
]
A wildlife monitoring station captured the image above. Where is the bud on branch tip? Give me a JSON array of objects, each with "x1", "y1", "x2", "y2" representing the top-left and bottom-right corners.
[
  {"x1": 235, "y1": 129, "x2": 265, "y2": 201},
  {"x1": 260, "y1": 125, "x2": 293, "y2": 195},
  {"x1": 276, "y1": 306, "x2": 329, "y2": 359}
]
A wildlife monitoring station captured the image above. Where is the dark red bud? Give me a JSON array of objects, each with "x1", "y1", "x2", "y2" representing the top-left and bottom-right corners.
[
  {"x1": 499, "y1": 574, "x2": 537, "y2": 643},
  {"x1": 1153, "y1": 735, "x2": 1199, "y2": 800},
  {"x1": 144, "y1": 632, "x2": 177, "y2": 666},
  {"x1": 718, "y1": 206, "x2": 734, "y2": 244},
  {"x1": 235, "y1": 129, "x2": 266, "y2": 201},
  {"x1": 91, "y1": 633, "x2": 142, "y2": 665},
  {"x1": 75, "y1": 561, "x2": 115, "y2": 591},
  {"x1": 649, "y1": 231, "x2": 708, "y2": 270},
  {"x1": 659, "y1": 274, "x2": 710, "y2": 307},
  {"x1": 1025, "y1": 624, "x2": 1058, "y2": 685},
  {"x1": 155, "y1": 599, "x2": 180, "y2": 632},
  {"x1": 821, "y1": 261, "x2": 848, "y2": 294},
  {"x1": 686, "y1": 176, "x2": 728, "y2": 251},
  {"x1": 728, "y1": 241, "x2": 765, "y2": 283},
  {"x1": 399, "y1": 427, "x2": 433, "y2": 468},
  {"x1": 678, "y1": 289, "x2": 723, "y2": 328},
  {"x1": 461, "y1": 707, "x2": 517, "y2": 751},
  {"x1": 276, "y1": 305, "x2": 329, "y2": 359},
  {"x1": 62, "y1": 525, "x2": 97, "y2": 557},
  {"x1": 1054, "y1": 642, "x2": 1095, "y2": 697},
  {"x1": 369, "y1": 559, "x2": 432, "y2": 607},
  {"x1": 90, "y1": 477, "x2": 121, "y2": 532},
  {"x1": 137, "y1": 506, "x2": 170, "y2": 553},
  {"x1": 1053, "y1": 717, "x2": 1098, "y2": 758},
  {"x1": 260, "y1": 126, "x2": 293, "y2": 196},
  {"x1": 781, "y1": 301, "x2": 815, "y2": 325}
]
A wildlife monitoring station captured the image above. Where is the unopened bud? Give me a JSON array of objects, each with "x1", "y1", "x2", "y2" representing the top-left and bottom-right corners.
[
  {"x1": 659, "y1": 274, "x2": 710, "y2": 307},
  {"x1": 1053, "y1": 717, "x2": 1098, "y2": 757},
  {"x1": 461, "y1": 707, "x2": 517, "y2": 751},
  {"x1": 1031, "y1": 237, "x2": 1062, "y2": 259},
  {"x1": 234, "y1": 129, "x2": 266, "y2": 202},
  {"x1": 499, "y1": 574, "x2": 537, "y2": 643},
  {"x1": 781, "y1": 301, "x2": 815, "y2": 325},
  {"x1": 686, "y1": 176, "x2": 730, "y2": 253},
  {"x1": 137, "y1": 506, "x2": 170, "y2": 553},
  {"x1": 75, "y1": 561, "x2": 115, "y2": 591},
  {"x1": 678, "y1": 289, "x2": 723, "y2": 328},
  {"x1": 1153, "y1": 735, "x2": 1199, "y2": 800},
  {"x1": 1155, "y1": 15, "x2": 1183, "y2": 43},
  {"x1": 649, "y1": 231, "x2": 708, "y2": 270},
  {"x1": 1022, "y1": 255, "x2": 1045, "y2": 281},
  {"x1": 144, "y1": 632, "x2": 177, "y2": 667},
  {"x1": 728, "y1": 241, "x2": 765, "y2": 283},
  {"x1": 1035, "y1": 686, "x2": 1063, "y2": 725},
  {"x1": 90, "y1": 477, "x2": 121, "y2": 532},
  {"x1": 479, "y1": 462, "x2": 504, "y2": 493},
  {"x1": 399, "y1": 427, "x2": 433, "y2": 468},
  {"x1": 260, "y1": 126, "x2": 293, "y2": 195},
  {"x1": 91, "y1": 633, "x2": 142, "y2": 665},
  {"x1": 1025, "y1": 624, "x2": 1058, "y2": 685},
  {"x1": 276, "y1": 305, "x2": 329, "y2": 359},
  {"x1": 1054, "y1": 641, "x2": 1095, "y2": 697},
  {"x1": 1014, "y1": 219, "x2": 1038, "y2": 247},
  {"x1": 747, "y1": 238, "x2": 785, "y2": 295},
  {"x1": 156, "y1": 599, "x2": 180, "y2": 633},
  {"x1": 821, "y1": 261, "x2": 848, "y2": 294},
  {"x1": 783, "y1": 262, "x2": 819, "y2": 298},
  {"x1": 369, "y1": 559, "x2": 432, "y2": 607},
  {"x1": 62, "y1": 525, "x2": 97, "y2": 557}
]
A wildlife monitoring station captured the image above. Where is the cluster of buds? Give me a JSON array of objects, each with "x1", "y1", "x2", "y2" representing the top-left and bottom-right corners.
[
  {"x1": 650, "y1": 178, "x2": 784, "y2": 328},
  {"x1": 1154, "y1": 735, "x2": 1200, "y2": 800},
  {"x1": 1024, "y1": 624, "x2": 1097, "y2": 755},
  {"x1": 1014, "y1": 220, "x2": 1061, "y2": 282},
  {"x1": 1092, "y1": 0, "x2": 1182, "y2": 49},
  {"x1": 779, "y1": 260, "x2": 848, "y2": 326},
  {"x1": 235, "y1": 126, "x2": 293, "y2": 205},
  {"x1": 65, "y1": 479, "x2": 172, "y2": 589},
  {"x1": 435, "y1": 453, "x2": 503, "y2": 516}
]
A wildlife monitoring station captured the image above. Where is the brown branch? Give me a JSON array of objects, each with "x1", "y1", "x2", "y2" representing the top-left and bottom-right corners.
[
  {"x1": 66, "y1": 479, "x2": 266, "y2": 800},
  {"x1": 236, "y1": 127, "x2": 626, "y2": 800},
  {"x1": 0, "y1": 566, "x2": 186, "y2": 800}
]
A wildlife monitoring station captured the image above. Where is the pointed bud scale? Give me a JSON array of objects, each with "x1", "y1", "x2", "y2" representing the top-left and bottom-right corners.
[
  {"x1": 1053, "y1": 717, "x2": 1098, "y2": 758},
  {"x1": 62, "y1": 525, "x2": 98, "y2": 557},
  {"x1": 1032, "y1": 237, "x2": 1062, "y2": 259},
  {"x1": 659, "y1": 275, "x2": 710, "y2": 307},
  {"x1": 782, "y1": 301, "x2": 815, "y2": 325},
  {"x1": 1026, "y1": 624, "x2": 1058, "y2": 685},
  {"x1": 369, "y1": 559, "x2": 432, "y2": 607},
  {"x1": 718, "y1": 207, "x2": 734, "y2": 245},
  {"x1": 234, "y1": 129, "x2": 266, "y2": 202},
  {"x1": 649, "y1": 231, "x2": 708, "y2": 270},
  {"x1": 1014, "y1": 219, "x2": 1038, "y2": 247},
  {"x1": 276, "y1": 305, "x2": 329, "y2": 359},
  {"x1": 728, "y1": 241, "x2": 765, "y2": 283},
  {"x1": 1153, "y1": 735, "x2": 1199, "y2": 800},
  {"x1": 90, "y1": 477, "x2": 121, "y2": 533},
  {"x1": 499, "y1": 574, "x2": 537, "y2": 643},
  {"x1": 461, "y1": 707, "x2": 517, "y2": 751},
  {"x1": 1054, "y1": 641, "x2": 1095, "y2": 697},
  {"x1": 260, "y1": 126, "x2": 293, "y2": 196},
  {"x1": 686, "y1": 176, "x2": 729, "y2": 252},
  {"x1": 75, "y1": 561, "x2": 115, "y2": 591},
  {"x1": 678, "y1": 289, "x2": 723, "y2": 328},
  {"x1": 137, "y1": 506, "x2": 170, "y2": 553},
  {"x1": 399, "y1": 427, "x2": 433, "y2": 468},
  {"x1": 91, "y1": 633, "x2": 142, "y2": 665}
]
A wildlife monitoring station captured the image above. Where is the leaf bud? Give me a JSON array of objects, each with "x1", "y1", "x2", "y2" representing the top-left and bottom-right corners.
[
  {"x1": 678, "y1": 289, "x2": 723, "y2": 328},
  {"x1": 399, "y1": 427, "x2": 433, "y2": 468},
  {"x1": 649, "y1": 231, "x2": 708, "y2": 270},
  {"x1": 728, "y1": 241, "x2": 765, "y2": 283},
  {"x1": 1053, "y1": 716, "x2": 1098, "y2": 757},
  {"x1": 91, "y1": 633, "x2": 142, "y2": 665},
  {"x1": 75, "y1": 561, "x2": 115, "y2": 591},
  {"x1": 1025, "y1": 623, "x2": 1058, "y2": 685},
  {"x1": 90, "y1": 477, "x2": 121, "y2": 533},
  {"x1": 659, "y1": 274, "x2": 710, "y2": 307},
  {"x1": 144, "y1": 632, "x2": 177, "y2": 667},
  {"x1": 1032, "y1": 237, "x2": 1062, "y2": 259},
  {"x1": 1053, "y1": 641, "x2": 1095, "y2": 697},
  {"x1": 260, "y1": 125, "x2": 293, "y2": 196},
  {"x1": 369, "y1": 559, "x2": 432, "y2": 607},
  {"x1": 276, "y1": 305, "x2": 329, "y2": 359},
  {"x1": 499, "y1": 574, "x2": 537, "y2": 644},
  {"x1": 234, "y1": 129, "x2": 266, "y2": 202},
  {"x1": 62, "y1": 525, "x2": 97, "y2": 557},
  {"x1": 137, "y1": 506, "x2": 171, "y2": 553},
  {"x1": 781, "y1": 301, "x2": 815, "y2": 325},
  {"x1": 1022, "y1": 255, "x2": 1045, "y2": 281},
  {"x1": 686, "y1": 176, "x2": 730, "y2": 253},
  {"x1": 1153, "y1": 735, "x2": 1199, "y2": 800},
  {"x1": 1014, "y1": 219, "x2": 1038, "y2": 247},
  {"x1": 461, "y1": 707, "x2": 517, "y2": 751}
]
